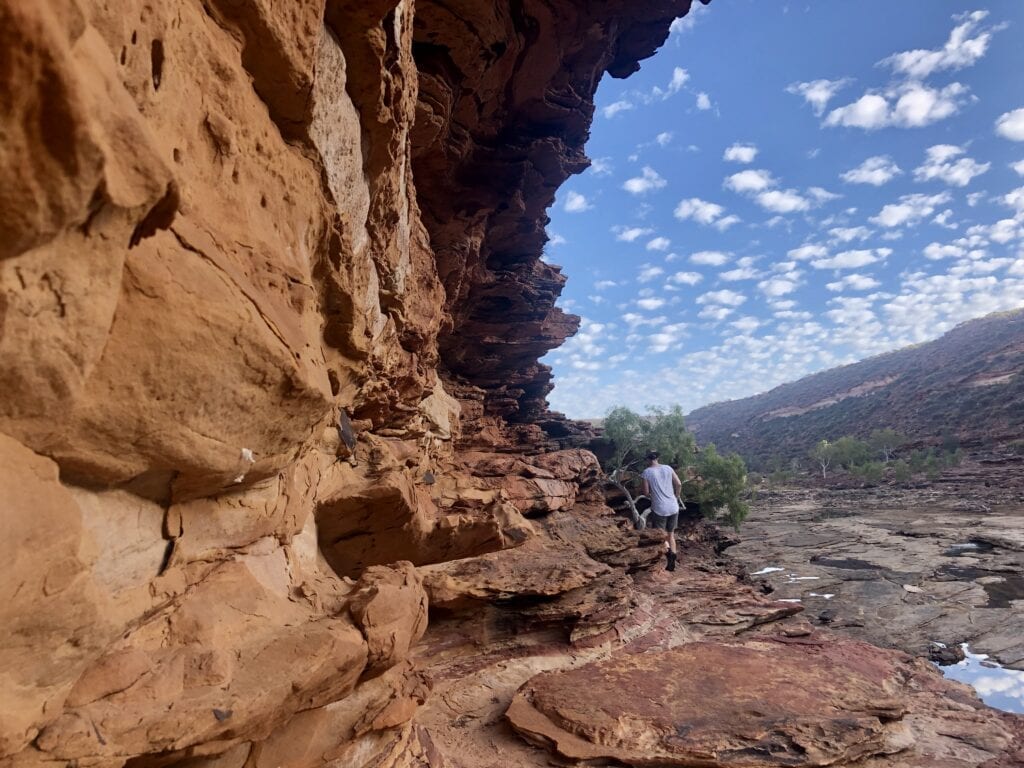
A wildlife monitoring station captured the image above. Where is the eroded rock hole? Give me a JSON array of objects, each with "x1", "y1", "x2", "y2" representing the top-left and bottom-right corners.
[{"x1": 151, "y1": 39, "x2": 165, "y2": 90}]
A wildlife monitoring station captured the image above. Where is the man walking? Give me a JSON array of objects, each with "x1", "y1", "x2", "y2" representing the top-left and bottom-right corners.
[{"x1": 640, "y1": 450, "x2": 682, "y2": 571}]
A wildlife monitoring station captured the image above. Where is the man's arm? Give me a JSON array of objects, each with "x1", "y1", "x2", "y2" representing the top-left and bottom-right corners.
[
  {"x1": 641, "y1": 475, "x2": 651, "y2": 497},
  {"x1": 671, "y1": 469, "x2": 682, "y2": 495}
]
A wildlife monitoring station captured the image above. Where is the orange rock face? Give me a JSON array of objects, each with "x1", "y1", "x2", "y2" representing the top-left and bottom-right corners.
[
  {"x1": 0, "y1": 0, "x2": 701, "y2": 765},
  {"x1": 3, "y1": 1, "x2": 1023, "y2": 767}
]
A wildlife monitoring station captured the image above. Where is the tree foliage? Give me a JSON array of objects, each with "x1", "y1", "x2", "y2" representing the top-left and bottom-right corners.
[
  {"x1": 869, "y1": 428, "x2": 903, "y2": 463},
  {"x1": 602, "y1": 406, "x2": 747, "y2": 531}
]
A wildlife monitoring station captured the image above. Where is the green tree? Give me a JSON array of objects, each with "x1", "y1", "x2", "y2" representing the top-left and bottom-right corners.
[
  {"x1": 852, "y1": 461, "x2": 884, "y2": 485},
  {"x1": 602, "y1": 405, "x2": 697, "y2": 528},
  {"x1": 892, "y1": 459, "x2": 912, "y2": 484},
  {"x1": 832, "y1": 436, "x2": 871, "y2": 469},
  {"x1": 869, "y1": 428, "x2": 903, "y2": 464},
  {"x1": 809, "y1": 439, "x2": 835, "y2": 480},
  {"x1": 694, "y1": 444, "x2": 750, "y2": 531}
]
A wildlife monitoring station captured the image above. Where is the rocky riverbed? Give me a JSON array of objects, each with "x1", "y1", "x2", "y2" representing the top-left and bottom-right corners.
[{"x1": 732, "y1": 474, "x2": 1024, "y2": 671}]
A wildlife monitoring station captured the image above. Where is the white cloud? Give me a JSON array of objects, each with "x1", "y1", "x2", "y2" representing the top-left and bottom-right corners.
[
  {"x1": 870, "y1": 192, "x2": 951, "y2": 227},
  {"x1": 841, "y1": 156, "x2": 902, "y2": 186},
  {"x1": 713, "y1": 214, "x2": 742, "y2": 231},
  {"x1": 590, "y1": 157, "x2": 613, "y2": 176},
  {"x1": 1004, "y1": 186, "x2": 1024, "y2": 214},
  {"x1": 670, "y1": 271, "x2": 703, "y2": 286},
  {"x1": 646, "y1": 236, "x2": 671, "y2": 251},
  {"x1": 720, "y1": 265, "x2": 761, "y2": 281},
  {"x1": 696, "y1": 92, "x2": 712, "y2": 110},
  {"x1": 698, "y1": 305, "x2": 734, "y2": 321},
  {"x1": 668, "y1": 67, "x2": 690, "y2": 95},
  {"x1": 614, "y1": 226, "x2": 654, "y2": 242},
  {"x1": 547, "y1": 232, "x2": 567, "y2": 247},
  {"x1": 669, "y1": 2, "x2": 707, "y2": 36},
  {"x1": 656, "y1": 131, "x2": 673, "y2": 147},
  {"x1": 810, "y1": 248, "x2": 886, "y2": 270},
  {"x1": 757, "y1": 188, "x2": 811, "y2": 214},
  {"x1": 825, "y1": 82, "x2": 970, "y2": 130},
  {"x1": 623, "y1": 166, "x2": 667, "y2": 195},
  {"x1": 932, "y1": 209, "x2": 958, "y2": 229},
  {"x1": 603, "y1": 100, "x2": 634, "y2": 119},
  {"x1": 996, "y1": 108, "x2": 1024, "y2": 141},
  {"x1": 732, "y1": 316, "x2": 762, "y2": 333},
  {"x1": 967, "y1": 191, "x2": 986, "y2": 207},
  {"x1": 880, "y1": 10, "x2": 998, "y2": 79},
  {"x1": 675, "y1": 197, "x2": 729, "y2": 226},
  {"x1": 594, "y1": 280, "x2": 618, "y2": 291},
  {"x1": 789, "y1": 244, "x2": 828, "y2": 261},
  {"x1": 723, "y1": 143, "x2": 758, "y2": 163},
  {"x1": 690, "y1": 250, "x2": 731, "y2": 267},
  {"x1": 637, "y1": 264, "x2": 665, "y2": 283},
  {"x1": 725, "y1": 169, "x2": 776, "y2": 193},
  {"x1": 924, "y1": 242, "x2": 966, "y2": 260},
  {"x1": 808, "y1": 186, "x2": 841, "y2": 204},
  {"x1": 758, "y1": 277, "x2": 800, "y2": 297},
  {"x1": 564, "y1": 191, "x2": 592, "y2": 213},
  {"x1": 826, "y1": 273, "x2": 881, "y2": 292},
  {"x1": 787, "y1": 78, "x2": 852, "y2": 116},
  {"x1": 637, "y1": 297, "x2": 666, "y2": 311},
  {"x1": 914, "y1": 144, "x2": 990, "y2": 187},
  {"x1": 698, "y1": 289, "x2": 746, "y2": 307},
  {"x1": 1013, "y1": 160, "x2": 1024, "y2": 176},
  {"x1": 829, "y1": 226, "x2": 872, "y2": 243}
]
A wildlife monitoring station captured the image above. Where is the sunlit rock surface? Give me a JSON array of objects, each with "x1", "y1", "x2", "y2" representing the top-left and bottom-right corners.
[{"x1": 2, "y1": 0, "x2": 1023, "y2": 766}]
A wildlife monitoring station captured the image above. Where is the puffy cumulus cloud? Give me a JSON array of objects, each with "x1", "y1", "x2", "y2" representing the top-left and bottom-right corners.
[
  {"x1": 670, "y1": 271, "x2": 703, "y2": 286},
  {"x1": 825, "y1": 82, "x2": 971, "y2": 130},
  {"x1": 933, "y1": 209, "x2": 958, "y2": 229},
  {"x1": 913, "y1": 144, "x2": 990, "y2": 187},
  {"x1": 564, "y1": 190, "x2": 592, "y2": 212},
  {"x1": 758, "y1": 277, "x2": 800, "y2": 297},
  {"x1": 646, "y1": 236, "x2": 671, "y2": 251},
  {"x1": 787, "y1": 78, "x2": 853, "y2": 116},
  {"x1": 667, "y1": 67, "x2": 690, "y2": 95},
  {"x1": 690, "y1": 250, "x2": 731, "y2": 267},
  {"x1": 1013, "y1": 160, "x2": 1024, "y2": 177},
  {"x1": 808, "y1": 187, "x2": 841, "y2": 204},
  {"x1": 637, "y1": 297, "x2": 666, "y2": 311},
  {"x1": 789, "y1": 244, "x2": 829, "y2": 261},
  {"x1": 879, "y1": 10, "x2": 999, "y2": 79},
  {"x1": 757, "y1": 189, "x2": 812, "y2": 214},
  {"x1": 669, "y1": 2, "x2": 707, "y2": 36},
  {"x1": 603, "y1": 100, "x2": 634, "y2": 118},
  {"x1": 870, "y1": 192, "x2": 952, "y2": 227},
  {"x1": 547, "y1": 232, "x2": 567, "y2": 247},
  {"x1": 637, "y1": 264, "x2": 665, "y2": 283},
  {"x1": 696, "y1": 92, "x2": 712, "y2": 110},
  {"x1": 924, "y1": 242, "x2": 967, "y2": 260},
  {"x1": 698, "y1": 305, "x2": 734, "y2": 321},
  {"x1": 731, "y1": 316, "x2": 763, "y2": 333},
  {"x1": 590, "y1": 157, "x2": 613, "y2": 176},
  {"x1": 648, "y1": 322, "x2": 689, "y2": 354},
  {"x1": 724, "y1": 169, "x2": 776, "y2": 193},
  {"x1": 829, "y1": 226, "x2": 873, "y2": 243},
  {"x1": 698, "y1": 289, "x2": 747, "y2": 307},
  {"x1": 1001, "y1": 186, "x2": 1024, "y2": 215},
  {"x1": 841, "y1": 156, "x2": 902, "y2": 186},
  {"x1": 656, "y1": 131, "x2": 674, "y2": 147},
  {"x1": 724, "y1": 143, "x2": 758, "y2": 163},
  {"x1": 674, "y1": 197, "x2": 738, "y2": 229},
  {"x1": 826, "y1": 273, "x2": 881, "y2": 292},
  {"x1": 623, "y1": 166, "x2": 668, "y2": 195},
  {"x1": 720, "y1": 264, "x2": 762, "y2": 281},
  {"x1": 811, "y1": 248, "x2": 890, "y2": 270},
  {"x1": 614, "y1": 225, "x2": 654, "y2": 242}
]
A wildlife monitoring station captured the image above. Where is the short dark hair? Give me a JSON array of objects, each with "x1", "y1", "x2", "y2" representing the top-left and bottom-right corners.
[{"x1": 645, "y1": 450, "x2": 659, "y2": 461}]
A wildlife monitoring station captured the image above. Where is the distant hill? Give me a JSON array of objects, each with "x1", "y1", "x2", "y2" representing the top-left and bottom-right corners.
[{"x1": 686, "y1": 309, "x2": 1024, "y2": 469}]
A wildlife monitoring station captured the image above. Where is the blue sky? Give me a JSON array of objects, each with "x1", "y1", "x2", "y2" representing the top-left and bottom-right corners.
[{"x1": 542, "y1": 1, "x2": 1024, "y2": 419}]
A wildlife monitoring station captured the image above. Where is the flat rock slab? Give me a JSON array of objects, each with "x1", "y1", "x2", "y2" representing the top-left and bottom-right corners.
[{"x1": 507, "y1": 637, "x2": 912, "y2": 766}]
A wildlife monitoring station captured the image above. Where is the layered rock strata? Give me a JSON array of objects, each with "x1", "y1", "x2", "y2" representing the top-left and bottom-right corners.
[
  {"x1": 0, "y1": 0, "x2": 693, "y2": 765},
  {"x1": 3, "y1": 1, "x2": 1023, "y2": 767}
]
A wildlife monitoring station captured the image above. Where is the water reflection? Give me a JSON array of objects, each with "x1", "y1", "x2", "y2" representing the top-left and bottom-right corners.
[{"x1": 937, "y1": 644, "x2": 1024, "y2": 714}]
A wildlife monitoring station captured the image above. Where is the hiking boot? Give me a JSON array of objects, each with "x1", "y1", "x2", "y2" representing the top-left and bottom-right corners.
[{"x1": 666, "y1": 551, "x2": 677, "y2": 572}]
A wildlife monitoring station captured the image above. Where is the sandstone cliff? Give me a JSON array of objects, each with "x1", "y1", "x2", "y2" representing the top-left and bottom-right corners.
[{"x1": 2, "y1": 1, "x2": 1022, "y2": 767}]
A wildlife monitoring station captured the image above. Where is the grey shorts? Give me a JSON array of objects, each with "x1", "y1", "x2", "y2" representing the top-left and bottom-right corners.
[{"x1": 648, "y1": 512, "x2": 678, "y2": 532}]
